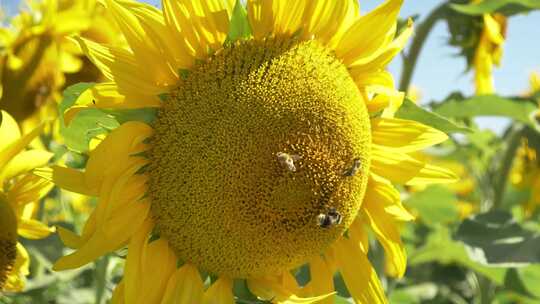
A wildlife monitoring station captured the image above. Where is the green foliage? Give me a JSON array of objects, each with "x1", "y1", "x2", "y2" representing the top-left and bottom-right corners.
[
  {"x1": 409, "y1": 226, "x2": 507, "y2": 285},
  {"x1": 405, "y1": 186, "x2": 461, "y2": 226},
  {"x1": 395, "y1": 99, "x2": 472, "y2": 134},
  {"x1": 58, "y1": 83, "x2": 116, "y2": 153},
  {"x1": 227, "y1": 0, "x2": 252, "y2": 43},
  {"x1": 435, "y1": 94, "x2": 539, "y2": 128},
  {"x1": 455, "y1": 210, "x2": 540, "y2": 266},
  {"x1": 58, "y1": 83, "x2": 157, "y2": 153},
  {"x1": 451, "y1": 0, "x2": 540, "y2": 16}
]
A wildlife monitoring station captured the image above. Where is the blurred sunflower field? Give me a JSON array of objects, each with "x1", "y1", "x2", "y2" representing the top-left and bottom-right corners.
[{"x1": 1, "y1": 0, "x2": 540, "y2": 303}]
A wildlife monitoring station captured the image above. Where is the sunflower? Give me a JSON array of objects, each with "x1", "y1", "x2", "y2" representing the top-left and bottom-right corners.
[
  {"x1": 49, "y1": 0, "x2": 457, "y2": 302},
  {"x1": 472, "y1": 2, "x2": 507, "y2": 95},
  {"x1": 0, "y1": 111, "x2": 54, "y2": 292},
  {"x1": 0, "y1": 0, "x2": 122, "y2": 132},
  {"x1": 510, "y1": 73, "x2": 540, "y2": 216}
]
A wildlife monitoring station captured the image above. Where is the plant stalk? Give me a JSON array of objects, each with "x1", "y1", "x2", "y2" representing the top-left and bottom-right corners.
[
  {"x1": 492, "y1": 125, "x2": 524, "y2": 209},
  {"x1": 399, "y1": 3, "x2": 449, "y2": 92}
]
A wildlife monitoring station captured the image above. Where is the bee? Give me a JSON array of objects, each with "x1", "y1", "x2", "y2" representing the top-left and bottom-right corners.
[
  {"x1": 276, "y1": 152, "x2": 301, "y2": 172},
  {"x1": 317, "y1": 207, "x2": 342, "y2": 228},
  {"x1": 343, "y1": 158, "x2": 361, "y2": 177}
]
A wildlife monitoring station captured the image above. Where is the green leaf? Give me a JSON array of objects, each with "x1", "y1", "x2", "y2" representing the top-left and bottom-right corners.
[
  {"x1": 58, "y1": 83, "x2": 108, "y2": 153},
  {"x1": 409, "y1": 226, "x2": 507, "y2": 285},
  {"x1": 58, "y1": 83, "x2": 158, "y2": 153},
  {"x1": 455, "y1": 210, "x2": 540, "y2": 266},
  {"x1": 389, "y1": 283, "x2": 438, "y2": 304},
  {"x1": 334, "y1": 296, "x2": 352, "y2": 303},
  {"x1": 58, "y1": 83, "x2": 95, "y2": 119},
  {"x1": 102, "y1": 108, "x2": 158, "y2": 125},
  {"x1": 227, "y1": 0, "x2": 252, "y2": 42},
  {"x1": 451, "y1": 0, "x2": 540, "y2": 16},
  {"x1": 504, "y1": 268, "x2": 539, "y2": 299},
  {"x1": 61, "y1": 109, "x2": 119, "y2": 153},
  {"x1": 435, "y1": 95, "x2": 539, "y2": 128},
  {"x1": 395, "y1": 99, "x2": 472, "y2": 134},
  {"x1": 404, "y1": 186, "x2": 461, "y2": 226},
  {"x1": 519, "y1": 265, "x2": 540, "y2": 298}
]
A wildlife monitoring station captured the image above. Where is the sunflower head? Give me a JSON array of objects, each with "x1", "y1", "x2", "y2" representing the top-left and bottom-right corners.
[
  {"x1": 0, "y1": 110, "x2": 54, "y2": 292},
  {"x1": 150, "y1": 37, "x2": 371, "y2": 277},
  {"x1": 473, "y1": 12, "x2": 507, "y2": 95},
  {"x1": 0, "y1": 193, "x2": 18, "y2": 291},
  {"x1": 50, "y1": 0, "x2": 459, "y2": 302}
]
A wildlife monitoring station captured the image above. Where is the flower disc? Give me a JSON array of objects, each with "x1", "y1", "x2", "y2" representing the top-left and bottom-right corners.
[
  {"x1": 0, "y1": 195, "x2": 17, "y2": 290},
  {"x1": 149, "y1": 38, "x2": 372, "y2": 278}
]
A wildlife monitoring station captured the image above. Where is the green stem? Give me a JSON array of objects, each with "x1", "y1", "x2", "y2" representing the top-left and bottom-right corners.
[
  {"x1": 398, "y1": 3, "x2": 449, "y2": 92},
  {"x1": 492, "y1": 125, "x2": 524, "y2": 209},
  {"x1": 477, "y1": 275, "x2": 493, "y2": 304},
  {"x1": 94, "y1": 255, "x2": 110, "y2": 304}
]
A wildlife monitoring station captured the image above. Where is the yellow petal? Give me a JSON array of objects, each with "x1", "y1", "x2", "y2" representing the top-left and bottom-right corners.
[
  {"x1": 362, "y1": 200, "x2": 407, "y2": 278},
  {"x1": 76, "y1": 82, "x2": 161, "y2": 112},
  {"x1": 349, "y1": 19, "x2": 413, "y2": 75},
  {"x1": 57, "y1": 225, "x2": 84, "y2": 249},
  {"x1": 371, "y1": 147, "x2": 458, "y2": 185},
  {"x1": 483, "y1": 14, "x2": 505, "y2": 45},
  {"x1": 104, "y1": 0, "x2": 177, "y2": 86},
  {"x1": 371, "y1": 118, "x2": 448, "y2": 152},
  {"x1": 189, "y1": 0, "x2": 235, "y2": 49},
  {"x1": 17, "y1": 219, "x2": 55, "y2": 239},
  {"x1": 111, "y1": 281, "x2": 126, "y2": 304},
  {"x1": 354, "y1": 70, "x2": 395, "y2": 90},
  {"x1": 334, "y1": 238, "x2": 387, "y2": 304},
  {"x1": 85, "y1": 121, "x2": 152, "y2": 193},
  {"x1": 247, "y1": 0, "x2": 275, "y2": 39},
  {"x1": 273, "y1": 0, "x2": 307, "y2": 37},
  {"x1": 53, "y1": 199, "x2": 149, "y2": 270},
  {"x1": 75, "y1": 37, "x2": 162, "y2": 95},
  {"x1": 302, "y1": 1, "x2": 348, "y2": 44},
  {"x1": 348, "y1": 217, "x2": 369, "y2": 253},
  {"x1": 43, "y1": 166, "x2": 99, "y2": 196},
  {"x1": 303, "y1": 0, "x2": 359, "y2": 48},
  {"x1": 120, "y1": 0, "x2": 192, "y2": 70},
  {"x1": 162, "y1": 0, "x2": 207, "y2": 58},
  {"x1": 0, "y1": 110, "x2": 21, "y2": 151},
  {"x1": 135, "y1": 239, "x2": 177, "y2": 304},
  {"x1": 365, "y1": 174, "x2": 414, "y2": 222},
  {"x1": 124, "y1": 219, "x2": 153, "y2": 303},
  {"x1": 0, "y1": 150, "x2": 53, "y2": 182},
  {"x1": 248, "y1": 0, "x2": 306, "y2": 38},
  {"x1": 0, "y1": 124, "x2": 45, "y2": 173},
  {"x1": 336, "y1": 0, "x2": 402, "y2": 65},
  {"x1": 7, "y1": 174, "x2": 53, "y2": 207},
  {"x1": 161, "y1": 263, "x2": 205, "y2": 304},
  {"x1": 248, "y1": 276, "x2": 335, "y2": 303},
  {"x1": 203, "y1": 277, "x2": 234, "y2": 304},
  {"x1": 300, "y1": 256, "x2": 334, "y2": 304}
]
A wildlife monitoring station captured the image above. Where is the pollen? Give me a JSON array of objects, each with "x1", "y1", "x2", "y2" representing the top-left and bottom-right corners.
[
  {"x1": 148, "y1": 38, "x2": 371, "y2": 278},
  {"x1": 0, "y1": 195, "x2": 17, "y2": 290}
]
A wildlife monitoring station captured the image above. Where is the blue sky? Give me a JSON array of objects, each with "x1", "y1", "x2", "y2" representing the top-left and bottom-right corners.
[{"x1": 3, "y1": 0, "x2": 539, "y2": 102}]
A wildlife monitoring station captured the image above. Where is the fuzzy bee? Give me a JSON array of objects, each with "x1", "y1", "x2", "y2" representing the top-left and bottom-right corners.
[
  {"x1": 343, "y1": 158, "x2": 361, "y2": 177},
  {"x1": 317, "y1": 207, "x2": 343, "y2": 228},
  {"x1": 276, "y1": 152, "x2": 301, "y2": 172}
]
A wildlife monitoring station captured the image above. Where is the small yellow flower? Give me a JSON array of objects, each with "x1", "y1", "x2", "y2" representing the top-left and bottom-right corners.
[
  {"x1": 473, "y1": 9, "x2": 507, "y2": 95},
  {"x1": 49, "y1": 0, "x2": 457, "y2": 303},
  {"x1": 531, "y1": 72, "x2": 540, "y2": 93},
  {"x1": 0, "y1": 0, "x2": 122, "y2": 133},
  {"x1": 0, "y1": 111, "x2": 54, "y2": 292}
]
